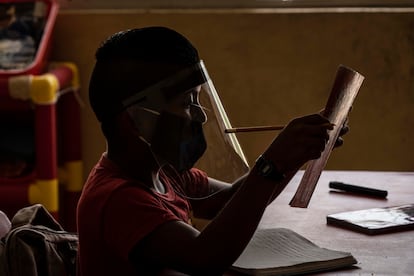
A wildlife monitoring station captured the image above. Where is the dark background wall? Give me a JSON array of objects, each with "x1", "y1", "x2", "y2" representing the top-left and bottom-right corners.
[{"x1": 50, "y1": 9, "x2": 414, "y2": 178}]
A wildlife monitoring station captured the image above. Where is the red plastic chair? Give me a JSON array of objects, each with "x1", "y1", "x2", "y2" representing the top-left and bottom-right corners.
[{"x1": 0, "y1": 0, "x2": 82, "y2": 231}]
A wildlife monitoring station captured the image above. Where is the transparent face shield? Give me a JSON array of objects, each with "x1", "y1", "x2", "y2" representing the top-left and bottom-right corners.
[{"x1": 122, "y1": 60, "x2": 249, "y2": 183}]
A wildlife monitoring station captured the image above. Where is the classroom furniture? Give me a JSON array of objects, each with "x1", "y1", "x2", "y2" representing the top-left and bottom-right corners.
[
  {"x1": 0, "y1": 0, "x2": 82, "y2": 231},
  {"x1": 0, "y1": 63, "x2": 83, "y2": 232}
]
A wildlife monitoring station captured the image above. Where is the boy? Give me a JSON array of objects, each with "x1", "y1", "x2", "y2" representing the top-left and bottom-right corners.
[{"x1": 77, "y1": 26, "x2": 342, "y2": 276}]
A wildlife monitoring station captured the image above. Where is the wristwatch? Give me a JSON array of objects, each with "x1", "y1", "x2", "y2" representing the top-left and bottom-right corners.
[{"x1": 255, "y1": 155, "x2": 285, "y2": 182}]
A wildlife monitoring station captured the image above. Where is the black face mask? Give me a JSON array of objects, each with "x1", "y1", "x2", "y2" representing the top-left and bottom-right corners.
[{"x1": 150, "y1": 112, "x2": 207, "y2": 172}]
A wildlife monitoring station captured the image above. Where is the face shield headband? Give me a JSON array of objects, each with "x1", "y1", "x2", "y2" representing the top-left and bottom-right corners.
[
  {"x1": 122, "y1": 61, "x2": 209, "y2": 112},
  {"x1": 122, "y1": 60, "x2": 249, "y2": 182}
]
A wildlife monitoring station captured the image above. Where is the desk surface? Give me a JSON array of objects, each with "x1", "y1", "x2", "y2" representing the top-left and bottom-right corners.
[{"x1": 252, "y1": 170, "x2": 414, "y2": 275}]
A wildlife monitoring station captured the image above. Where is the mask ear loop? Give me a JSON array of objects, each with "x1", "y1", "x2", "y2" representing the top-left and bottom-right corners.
[
  {"x1": 126, "y1": 106, "x2": 170, "y2": 173},
  {"x1": 140, "y1": 107, "x2": 161, "y2": 116},
  {"x1": 160, "y1": 164, "x2": 228, "y2": 201}
]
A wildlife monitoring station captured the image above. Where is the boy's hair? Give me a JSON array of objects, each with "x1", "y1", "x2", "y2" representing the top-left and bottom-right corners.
[{"x1": 89, "y1": 26, "x2": 200, "y2": 123}]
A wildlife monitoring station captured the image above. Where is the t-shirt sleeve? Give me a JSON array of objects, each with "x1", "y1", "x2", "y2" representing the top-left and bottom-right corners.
[
  {"x1": 101, "y1": 185, "x2": 181, "y2": 262},
  {"x1": 180, "y1": 168, "x2": 209, "y2": 197}
]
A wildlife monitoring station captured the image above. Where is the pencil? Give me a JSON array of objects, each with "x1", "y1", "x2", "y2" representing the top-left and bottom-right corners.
[{"x1": 224, "y1": 125, "x2": 285, "y2": 133}]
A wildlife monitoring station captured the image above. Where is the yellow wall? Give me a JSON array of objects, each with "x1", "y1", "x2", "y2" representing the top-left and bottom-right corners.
[{"x1": 50, "y1": 10, "x2": 414, "y2": 179}]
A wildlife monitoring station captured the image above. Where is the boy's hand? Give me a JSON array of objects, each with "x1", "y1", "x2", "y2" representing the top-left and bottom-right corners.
[
  {"x1": 318, "y1": 107, "x2": 350, "y2": 149},
  {"x1": 264, "y1": 114, "x2": 334, "y2": 173},
  {"x1": 334, "y1": 119, "x2": 350, "y2": 148}
]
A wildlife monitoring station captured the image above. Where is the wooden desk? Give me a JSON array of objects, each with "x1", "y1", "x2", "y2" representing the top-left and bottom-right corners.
[
  {"x1": 253, "y1": 170, "x2": 414, "y2": 275},
  {"x1": 165, "y1": 171, "x2": 413, "y2": 276}
]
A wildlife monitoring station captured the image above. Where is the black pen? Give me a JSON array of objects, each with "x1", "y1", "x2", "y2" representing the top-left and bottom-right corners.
[{"x1": 329, "y1": 181, "x2": 388, "y2": 198}]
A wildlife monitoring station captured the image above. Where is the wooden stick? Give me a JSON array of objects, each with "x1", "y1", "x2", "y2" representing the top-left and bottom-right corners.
[{"x1": 224, "y1": 125, "x2": 285, "y2": 133}]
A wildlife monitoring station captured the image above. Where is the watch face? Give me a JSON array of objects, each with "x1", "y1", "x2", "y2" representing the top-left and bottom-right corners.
[
  {"x1": 256, "y1": 155, "x2": 272, "y2": 176},
  {"x1": 256, "y1": 155, "x2": 285, "y2": 181},
  {"x1": 261, "y1": 161, "x2": 273, "y2": 176}
]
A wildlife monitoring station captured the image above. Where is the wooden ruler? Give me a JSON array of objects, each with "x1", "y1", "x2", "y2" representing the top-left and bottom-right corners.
[{"x1": 289, "y1": 65, "x2": 365, "y2": 208}]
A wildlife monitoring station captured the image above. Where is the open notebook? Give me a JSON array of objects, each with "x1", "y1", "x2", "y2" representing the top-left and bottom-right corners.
[{"x1": 231, "y1": 228, "x2": 357, "y2": 276}]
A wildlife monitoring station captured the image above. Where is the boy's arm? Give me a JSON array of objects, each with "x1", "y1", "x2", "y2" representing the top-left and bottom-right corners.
[
  {"x1": 189, "y1": 176, "x2": 245, "y2": 220},
  {"x1": 129, "y1": 113, "x2": 333, "y2": 275}
]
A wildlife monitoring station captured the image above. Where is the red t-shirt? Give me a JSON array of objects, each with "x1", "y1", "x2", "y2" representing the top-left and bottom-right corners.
[{"x1": 76, "y1": 154, "x2": 209, "y2": 276}]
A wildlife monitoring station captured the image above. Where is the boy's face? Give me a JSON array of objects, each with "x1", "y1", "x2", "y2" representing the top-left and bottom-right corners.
[
  {"x1": 120, "y1": 61, "x2": 215, "y2": 171},
  {"x1": 125, "y1": 86, "x2": 208, "y2": 172},
  {"x1": 124, "y1": 82, "x2": 207, "y2": 142},
  {"x1": 164, "y1": 86, "x2": 206, "y2": 125}
]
